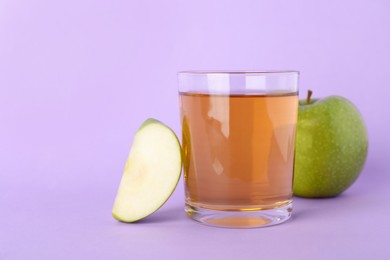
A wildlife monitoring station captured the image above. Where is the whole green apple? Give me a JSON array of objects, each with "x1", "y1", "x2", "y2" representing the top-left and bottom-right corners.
[{"x1": 293, "y1": 91, "x2": 368, "y2": 198}]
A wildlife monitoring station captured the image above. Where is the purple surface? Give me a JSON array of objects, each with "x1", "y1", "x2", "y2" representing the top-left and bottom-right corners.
[{"x1": 1, "y1": 0, "x2": 389, "y2": 259}]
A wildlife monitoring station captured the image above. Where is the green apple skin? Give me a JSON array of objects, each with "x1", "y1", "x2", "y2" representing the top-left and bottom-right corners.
[
  {"x1": 112, "y1": 118, "x2": 182, "y2": 222},
  {"x1": 293, "y1": 96, "x2": 368, "y2": 198}
]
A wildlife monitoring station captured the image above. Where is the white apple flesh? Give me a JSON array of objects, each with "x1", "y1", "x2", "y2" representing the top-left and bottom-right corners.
[{"x1": 112, "y1": 119, "x2": 182, "y2": 222}]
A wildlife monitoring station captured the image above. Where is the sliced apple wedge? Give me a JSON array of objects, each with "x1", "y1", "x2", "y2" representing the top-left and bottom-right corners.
[{"x1": 112, "y1": 118, "x2": 182, "y2": 222}]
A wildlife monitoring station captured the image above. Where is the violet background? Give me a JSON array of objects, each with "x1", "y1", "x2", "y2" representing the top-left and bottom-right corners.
[{"x1": 1, "y1": 0, "x2": 389, "y2": 259}]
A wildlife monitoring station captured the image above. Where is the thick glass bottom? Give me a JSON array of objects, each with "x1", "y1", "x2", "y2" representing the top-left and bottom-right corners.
[{"x1": 185, "y1": 202, "x2": 292, "y2": 228}]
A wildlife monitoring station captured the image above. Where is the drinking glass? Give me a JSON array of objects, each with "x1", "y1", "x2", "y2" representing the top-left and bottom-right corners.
[{"x1": 178, "y1": 71, "x2": 299, "y2": 228}]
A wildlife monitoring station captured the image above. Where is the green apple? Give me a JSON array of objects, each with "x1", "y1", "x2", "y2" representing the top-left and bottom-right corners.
[
  {"x1": 112, "y1": 118, "x2": 182, "y2": 222},
  {"x1": 293, "y1": 90, "x2": 368, "y2": 198}
]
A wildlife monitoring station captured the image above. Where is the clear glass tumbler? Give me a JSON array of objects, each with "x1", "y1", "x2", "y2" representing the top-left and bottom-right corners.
[{"x1": 178, "y1": 71, "x2": 299, "y2": 228}]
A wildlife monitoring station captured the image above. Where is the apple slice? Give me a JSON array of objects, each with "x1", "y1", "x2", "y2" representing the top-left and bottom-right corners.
[{"x1": 112, "y1": 118, "x2": 182, "y2": 222}]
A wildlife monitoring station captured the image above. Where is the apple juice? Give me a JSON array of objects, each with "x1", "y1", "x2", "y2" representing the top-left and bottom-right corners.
[{"x1": 180, "y1": 92, "x2": 298, "y2": 211}]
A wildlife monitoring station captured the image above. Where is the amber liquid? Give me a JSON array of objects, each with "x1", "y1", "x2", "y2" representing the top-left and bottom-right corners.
[{"x1": 180, "y1": 92, "x2": 298, "y2": 211}]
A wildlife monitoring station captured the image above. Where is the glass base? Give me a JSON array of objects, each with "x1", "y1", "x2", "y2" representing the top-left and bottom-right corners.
[{"x1": 185, "y1": 202, "x2": 292, "y2": 228}]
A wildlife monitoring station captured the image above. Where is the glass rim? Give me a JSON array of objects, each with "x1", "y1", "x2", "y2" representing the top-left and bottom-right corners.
[{"x1": 177, "y1": 70, "x2": 299, "y2": 75}]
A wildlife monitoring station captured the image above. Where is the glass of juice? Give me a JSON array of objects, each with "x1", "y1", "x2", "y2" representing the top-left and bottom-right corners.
[{"x1": 178, "y1": 71, "x2": 299, "y2": 228}]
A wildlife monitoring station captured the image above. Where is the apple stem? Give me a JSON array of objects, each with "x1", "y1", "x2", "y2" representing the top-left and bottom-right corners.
[{"x1": 306, "y1": 89, "x2": 313, "y2": 105}]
